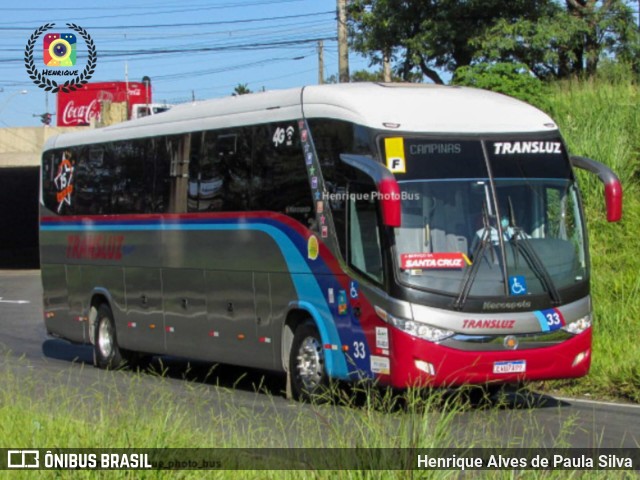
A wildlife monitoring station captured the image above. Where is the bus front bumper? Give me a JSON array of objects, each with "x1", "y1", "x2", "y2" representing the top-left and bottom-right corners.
[{"x1": 383, "y1": 327, "x2": 592, "y2": 388}]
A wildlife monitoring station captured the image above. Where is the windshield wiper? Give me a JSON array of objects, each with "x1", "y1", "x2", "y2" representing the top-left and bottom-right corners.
[
  {"x1": 506, "y1": 199, "x2": 562, "y2": 306},
  {"x1": 453, "y1": 203, "x2": 493, "y2": 311},
  {"x1": 509, "y1": 229, "x2": 562, "y2": 306}
]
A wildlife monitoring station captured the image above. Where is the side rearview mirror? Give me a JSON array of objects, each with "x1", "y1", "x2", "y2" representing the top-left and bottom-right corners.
[
  {"x1": 340, "y1": 154, "x2": 402, "y2": 228},
  {"x1": 570, "y1": 155, "x2": 622, "y2": 222}
]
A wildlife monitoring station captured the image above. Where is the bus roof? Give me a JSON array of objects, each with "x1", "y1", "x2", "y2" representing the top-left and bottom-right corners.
[{"x1": 45, "y1": 83, "x2": 557, "y2": 150}]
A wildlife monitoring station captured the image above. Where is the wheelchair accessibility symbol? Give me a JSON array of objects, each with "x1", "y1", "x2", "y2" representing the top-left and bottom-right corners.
[
  {"x1": 350, "y1": 281, "x2": 359, "y2": 299},
  {"x1": 509, "y1": 276, "x2": 528, "y2": 296}
]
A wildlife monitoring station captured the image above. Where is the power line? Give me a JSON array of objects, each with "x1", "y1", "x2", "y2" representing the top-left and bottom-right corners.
[
  {"x1": 0, "y1": 10, "x2": 334, "y2": 31},
  {"x1": 0, "y1": 0, "x2": 307, "y2": 25}
]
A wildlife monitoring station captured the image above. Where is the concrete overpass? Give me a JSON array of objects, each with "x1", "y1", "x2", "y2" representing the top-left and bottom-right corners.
[{"x1": 0, "y1": 126, "x2": 86, "y2": 267}]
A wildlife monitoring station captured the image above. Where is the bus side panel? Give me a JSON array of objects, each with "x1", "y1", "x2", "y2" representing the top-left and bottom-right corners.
[
  {"x1": 203, "y1": 270, "x2": 265, "y2": 368},
  {"x1": 253, "y1": 272, "x2": 277, "y2": 369},
  {"x1": 160, "y1": 227, "x2": 293, "y2": 371},
  {"x1": 80, "y1": 265, "x2": 126, "y2": 323},
  {"x1": 41, "y1": 263, "x2": 76, "y2": 340},
  {"x1": 121, "y1": 267, "x2": 165, "y2": 354},
  {"x1": 67, "y1": 265, "x2": 125, "y2": 344},
  {"x1": 162, "y1": 268, "x2": 208, "y2": 358}
]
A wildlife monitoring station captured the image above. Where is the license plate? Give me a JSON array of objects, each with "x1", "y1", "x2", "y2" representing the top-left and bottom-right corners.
[{"x1": 493, "y1": 360, "x2": 526, "y2": 374}]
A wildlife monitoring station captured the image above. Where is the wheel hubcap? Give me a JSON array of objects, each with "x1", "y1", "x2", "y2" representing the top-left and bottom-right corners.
[
  {"x1": 97, "y1": 318, "x2": 114, "y2": 359},
  {"x1": 296, "y1": 336, "x2": 323, "y2": 391}
]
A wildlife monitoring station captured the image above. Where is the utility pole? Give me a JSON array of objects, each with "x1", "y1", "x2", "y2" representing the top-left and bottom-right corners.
[
  {"x1": 318, "y1": 40, "x2": 325, "y2": 84},
  {"x1": 337, "y1": 0, "x2": 350, "y2": 83}
]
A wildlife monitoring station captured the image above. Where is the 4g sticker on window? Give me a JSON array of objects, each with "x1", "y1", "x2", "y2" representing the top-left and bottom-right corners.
[{"x1": 272, "y1": 125, "x2": 295, "y2": 147}]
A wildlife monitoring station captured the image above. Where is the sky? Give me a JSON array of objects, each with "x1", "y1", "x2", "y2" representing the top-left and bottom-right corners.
[{"x1": 0, "y1": 0, "x2": 372, "y2": 127}]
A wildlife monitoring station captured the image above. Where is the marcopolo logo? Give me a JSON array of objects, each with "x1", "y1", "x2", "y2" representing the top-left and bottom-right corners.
[{"x1": 25, "y1": 23, "x2": 97, "y2": 93}]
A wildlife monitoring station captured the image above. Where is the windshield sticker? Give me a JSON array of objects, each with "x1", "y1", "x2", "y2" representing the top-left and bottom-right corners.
[
  {"x1": 493, "y1": 141, "x2": 562, "y2": 155},
  {"x1": 384, "y1": 137, "x2": 406, "y2": 173},
  {"x1": 400, "y1": 252, "x2": 471, "y2": 270},
  {"x1": 54, "y1": 151, "x2": 75, "y2": 213},
  {"x1": 508, "y1": 275, "x2": 528, "y2": 296}
]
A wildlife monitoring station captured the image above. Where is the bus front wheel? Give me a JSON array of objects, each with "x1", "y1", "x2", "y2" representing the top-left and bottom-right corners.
[
  {"x1": 289, "y1": 322, "x2": 329, "y2": 401},
  {"x1": 94, "y1": 303, "x2": 125, "y2": 369}
]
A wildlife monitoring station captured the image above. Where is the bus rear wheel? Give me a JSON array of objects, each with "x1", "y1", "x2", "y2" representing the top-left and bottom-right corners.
[
  {"x1": 94, "y1": 303, "x2": 125, "y2": 369},
  {"x1": 289, "y1": 322, "x2": 329, "y2": 402}
]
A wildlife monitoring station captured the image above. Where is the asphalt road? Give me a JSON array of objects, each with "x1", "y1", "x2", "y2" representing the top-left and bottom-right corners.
[{"x1": 1, "y1": 269, "x2": 639, "y2": 450}]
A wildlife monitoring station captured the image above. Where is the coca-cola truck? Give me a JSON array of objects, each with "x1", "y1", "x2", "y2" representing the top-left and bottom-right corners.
[{"x1": 56, "y1": 81, "x2": 152, "y2": 127}]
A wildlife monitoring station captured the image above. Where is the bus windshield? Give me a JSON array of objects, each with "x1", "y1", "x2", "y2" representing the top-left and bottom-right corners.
[{"x1": 389, "y1": 137, "x2": 587, "y2": 299}]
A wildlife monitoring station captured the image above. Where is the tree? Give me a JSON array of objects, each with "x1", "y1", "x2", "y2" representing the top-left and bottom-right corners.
[
  {"x1": 325, "y1": 68, "x2": 422, "y2": 83},
  {"x1": 232, "y1": 84, "x2": 252, "y2": 96},
  {"x1": 452, "y1": 62, "x2": 550, "y2": 111},
  {"x1": 348, "y1": 0, "x2": 553, "y2": 84},
  {"x1": 474, "y1": 0, "x2": 640, "y2": 79},
  {"x1": 348, "y1": 1, "x2": 640, "y2": 83}
]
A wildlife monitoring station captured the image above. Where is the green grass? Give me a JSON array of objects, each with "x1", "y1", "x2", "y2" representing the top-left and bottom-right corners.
[
  {"x1": 0, "y1": 353, "x2": 634, "y2": 479},
  {"x1": 541, "y1": 75, "x2": 640, "y2": 402}
]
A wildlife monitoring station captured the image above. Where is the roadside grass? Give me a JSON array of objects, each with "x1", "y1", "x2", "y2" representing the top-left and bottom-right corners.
[
  {"x1": 0, "y1": 354, "x2": 631, "y2": 479},
  {"x1": 541, "y1": 76, "x2": 640, "y2": 402}
]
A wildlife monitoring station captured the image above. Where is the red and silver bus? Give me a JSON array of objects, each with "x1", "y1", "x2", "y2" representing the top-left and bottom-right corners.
[{"x1": 40, "y1": 83, "x2": 622, "y2": 400}]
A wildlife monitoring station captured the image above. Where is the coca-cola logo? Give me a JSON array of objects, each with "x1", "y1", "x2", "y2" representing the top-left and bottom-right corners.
[{"x1": 62, "y1": 99, "x2": 100, "y2": 125}]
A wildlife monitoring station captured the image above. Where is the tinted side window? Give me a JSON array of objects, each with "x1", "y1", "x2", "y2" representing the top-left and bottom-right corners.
[
  {"x1": 188, "y1": 128, "x2": 252, "y2": 212},
  {"x1": 349, "y1": 181, "x2": 384, "y2": 284},
  {"x1": 252, "y1": 123, "x2": 313, "y2": 226},
  {"x1": 42, "y1": 136, "x2": 173, "y2": 216}
]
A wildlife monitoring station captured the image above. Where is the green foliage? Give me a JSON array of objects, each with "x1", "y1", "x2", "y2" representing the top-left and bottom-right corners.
[
  {"x1": 541, "y1": 75, "x2": 640, "y2": 402},
  {"x1": 348, "y1": 0, "x2": 551, "y2": 84},
  {"x1": 232, "y1": 83, "x2": 252, "y2": 96},
  {"x1": 349, "y1": 1, "x2": 640, "y2": 83},
  {"x1": 473, "y1": 0, "x2": 640, "y2": 79},
  {"x1": 452, "y1": 62, "x2": 550, "y2": 111},
  {"x1": 325, "y1": 69, "x2": 421, "y2": 84}
]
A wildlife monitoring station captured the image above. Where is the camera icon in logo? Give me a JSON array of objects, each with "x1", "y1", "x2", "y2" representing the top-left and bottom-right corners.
[{"x1": 43, "y1": 33, "x2": 76, "y2": 67}]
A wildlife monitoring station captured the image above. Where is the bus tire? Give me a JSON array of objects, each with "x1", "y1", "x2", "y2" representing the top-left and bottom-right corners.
[
  {"x1": 289, "y1": 321, "x2": 329, "y2": 402},
  {"x1": 94, "y1": 303, "x2": 125, "y2": 369}
]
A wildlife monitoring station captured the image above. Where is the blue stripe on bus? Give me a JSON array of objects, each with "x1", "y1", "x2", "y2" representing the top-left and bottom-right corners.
[
  {"x1": 41, "y1": 219, "x2": 350, "y2": 379},
  {"x1": 534, "y1": 310, "x2": 550, "y2": 332}
]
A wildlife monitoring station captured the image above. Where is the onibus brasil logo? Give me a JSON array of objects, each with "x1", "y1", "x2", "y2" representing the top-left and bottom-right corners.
[{"x1": 24, "y1": 23, "x2": 97, "y2": 93}]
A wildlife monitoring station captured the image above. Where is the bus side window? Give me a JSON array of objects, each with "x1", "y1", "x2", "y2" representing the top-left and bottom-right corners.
[
  {"x1": 252, "y1": 123, "x2": 313, "y2": 227},
  {"x1": 348, "y1": 181, "x2": 384, "y2": 285},
  {"x1": 216, "y1": 130, "x2": 252, "y2": 212},
  {"x1": 187, "y1": 129, "x2": 251, "y2": 213}
]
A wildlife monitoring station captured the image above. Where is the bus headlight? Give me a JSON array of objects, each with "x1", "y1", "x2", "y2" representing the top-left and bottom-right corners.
[
  {"x1": 375, "y1": 306, "x2": 454, "y2": 343},
  {"x1": 561, "y1": 313, "x2": 592, "y2": 335}
]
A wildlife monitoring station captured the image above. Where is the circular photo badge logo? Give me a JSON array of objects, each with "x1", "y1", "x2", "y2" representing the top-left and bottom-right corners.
[{"x1": 24, "y1": 23, "x2": 97, "y2": 93}]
